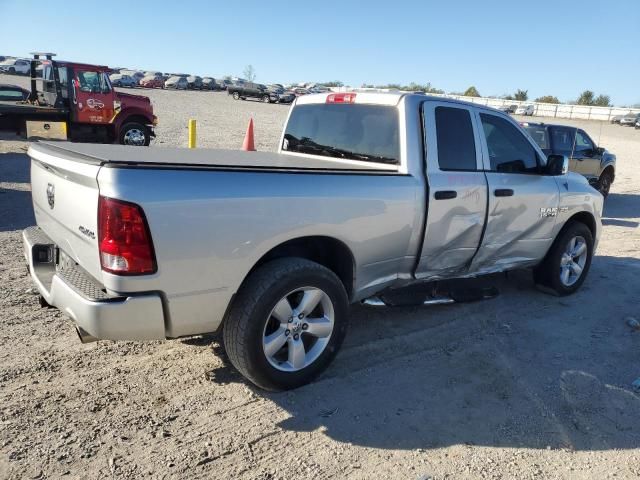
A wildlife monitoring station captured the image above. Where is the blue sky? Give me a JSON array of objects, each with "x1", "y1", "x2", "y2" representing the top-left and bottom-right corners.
[{"x1": 1, "y1": 0, "x2": 639, "y2": 105}]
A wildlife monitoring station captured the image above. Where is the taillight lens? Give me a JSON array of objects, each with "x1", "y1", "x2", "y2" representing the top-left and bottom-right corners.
[
  {"x1": 98, "y1": 196, "x2": 156, "y2": 275},
  {"x1": 326, "y1": 93, "x2": 356, "y2": 104}
]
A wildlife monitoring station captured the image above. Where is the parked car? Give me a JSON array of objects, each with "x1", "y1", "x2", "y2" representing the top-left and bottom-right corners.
[
  {"x1": 620, "y1": 113, "x2": 640, "y2": 126},
  {"x1": 219, "y1": 79, "x2": 233, "y2": 90},
  {"x1": 636, "y1": 119, "x2": 640, "y2": 130},
  {"x1": 292, "y1": 87, "x2": 310, "y2": 96},
  {"x1": 202, "y1": 77, "x2": 221, "y2": 90},
  {"x1": 268, "y1": 85, "x2": 295, "y2": 103},
  {"x1": 23, "y1": 92, "x2": 602, "y2": 391},
  {"x1": 228, "y1": 82, "x2": 278, "y2": 103},
  {"x1": 0, "y1": 58, "x2": 31, "y2": 75},
  {"x1": 610, "y1": 114, "x2": 625, "y2": 124},
  {"x1": 187, "y1": 75, "x2": 203, "y2": 90},
  {"x1": 0, "y1": 84, "x2": 30, "y2": 101},
  {"x1": 109, "y1": 74, "x2": 138, "y2": 88},
  {"x1": 139, "y1": 76, "x2": 164, "y2": 88},
  {"x1": 515, "y1": 104, "x2": 535, "y2": 116},
  {"x1": 522, "y1": 122, "x2": 615, "y2": 197},
  {"x1": 164, "y1": 76, "x2": 188, "y2": 90},
  {"x1": 499, "y1": 104, "x2": 518, "y2": 114}
]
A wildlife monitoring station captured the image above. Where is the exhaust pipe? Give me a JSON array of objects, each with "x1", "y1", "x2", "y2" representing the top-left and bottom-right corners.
[{"x1": 76, "y1": 326, "x2": 98, "y2": 344}]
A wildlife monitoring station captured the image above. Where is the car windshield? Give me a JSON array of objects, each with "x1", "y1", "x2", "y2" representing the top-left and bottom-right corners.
[
  {"x1": 523, "y1": 126, "x2": 550, "y2": 150},
  {"x1": 283, "y1": 103, "x2": 400, "y2": 165}
]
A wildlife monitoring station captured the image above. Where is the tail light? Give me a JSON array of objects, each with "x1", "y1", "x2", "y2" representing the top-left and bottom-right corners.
[
  {"x1": 98, "y1": 196, "x2": 156, "y2": 275},
  {"x1": 326, "y1": 93, "x2": 356, "y2": 104}
]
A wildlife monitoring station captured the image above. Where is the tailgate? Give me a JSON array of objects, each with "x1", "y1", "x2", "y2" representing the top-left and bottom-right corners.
[{"x1": 28, "y1": 143, "x2": 103, "y2": 282}]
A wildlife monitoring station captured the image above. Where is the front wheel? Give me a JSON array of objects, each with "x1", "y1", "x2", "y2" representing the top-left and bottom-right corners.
[
  {"x1": 119, "y1": 122, "x2": 151, "y2": 146},
  {"x1": 223, "y1": 258, "x2": 349, "y2": 391},
  {"x1": 534, "y1": 221, "x2": 593, "y2": 296},
  {"x1": 232, "y1": 91, "x2": 240, "y2": 100},
  {"x1": 262, "y1": 95, "x2": 270, "y2": 103}
]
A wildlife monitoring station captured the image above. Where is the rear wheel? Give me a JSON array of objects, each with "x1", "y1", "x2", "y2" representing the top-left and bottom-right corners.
[
  {"x1": 262, "y1": 95, "x2": 270, "y2": 103},
  {"x1": 597, "y1": 170, "x2": 613, "y2": 197},
  {"x1": 223, "y1": 258, "x2": 349, "y2": 391},
  {"x1": 9, "y1": 67, "x2": 15, "y2": 74},
  {"x1": 534, "y1": 221, "x2": 593, "y2": 296},
  {"x1": 119, "y1": 122, "x2": 150, "y2": 146},
  {"x1": 232, "y1": 92, "x2": 240, "y2": 100}
]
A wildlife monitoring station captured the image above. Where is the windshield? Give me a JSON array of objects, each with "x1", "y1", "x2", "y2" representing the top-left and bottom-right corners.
[{"x1": 282, "y1": 104, "x2": 400, "y2": 165}]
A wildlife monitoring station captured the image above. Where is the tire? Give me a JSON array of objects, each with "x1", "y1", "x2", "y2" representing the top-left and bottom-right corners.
[
  {"x1": 223, "y1": 258, "x2": 349, "y2": 391},
  {"x1": 119, "y1": 122, "x2": 151, "y2": 146},
  {"x1": 232, "y1": 91, "x2": 240, "y2": 100},
  {"x1": 534, "y1": 221, "x2": 593, "y2": 296},
  {"x1": 262, "y1": 95, "x2": 270, "y2": 103},
  {"x1": 9, "y1": 67, "x2": 15, "y2": 74},
  {"x1": 596, "y1": 170, "x2": 613, "y2": 197}
]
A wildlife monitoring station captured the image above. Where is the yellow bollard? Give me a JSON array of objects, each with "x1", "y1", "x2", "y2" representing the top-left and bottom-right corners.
[{"x1": 188, "y1": 119, "x2": 197, "y2": 148}]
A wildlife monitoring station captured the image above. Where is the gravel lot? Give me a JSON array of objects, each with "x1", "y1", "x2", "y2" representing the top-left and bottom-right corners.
[{"x1": 1, "y1": 74, "x2": 640, "y2": 479}]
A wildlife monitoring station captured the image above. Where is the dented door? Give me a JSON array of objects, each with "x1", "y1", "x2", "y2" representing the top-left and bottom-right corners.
[
  {"x1": 415, "y1": 101, "x2": 488, "y2": 279},
  {"x1": 469, "y1": 111, "x2": 559, "y2": 274}
]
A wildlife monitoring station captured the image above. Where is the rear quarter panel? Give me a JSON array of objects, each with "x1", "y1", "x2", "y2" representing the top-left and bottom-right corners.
[{"x1": 97, "y1": 167, "x2": 424, "y2": 337}]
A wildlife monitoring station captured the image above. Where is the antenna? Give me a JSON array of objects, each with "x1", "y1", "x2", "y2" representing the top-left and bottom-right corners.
[{"x1": 597, "y1": 119, "x2": 603, "y2": 147}]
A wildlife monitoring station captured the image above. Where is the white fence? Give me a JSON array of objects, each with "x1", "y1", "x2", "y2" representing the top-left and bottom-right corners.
[{"x1": 332, "y1": 87, "x2": 640, "y2": 122}]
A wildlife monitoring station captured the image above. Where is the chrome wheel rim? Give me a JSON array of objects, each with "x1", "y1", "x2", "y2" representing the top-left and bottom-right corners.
[
  {"x1": 262, "y1": 287, "x2": 334, "y2": 372},
  {"x1": 560, "y1": 235, "x2": 588, "y2": 286},
  {"x1": 123, "y1": 128, "x2": 146, "y2": 146}
]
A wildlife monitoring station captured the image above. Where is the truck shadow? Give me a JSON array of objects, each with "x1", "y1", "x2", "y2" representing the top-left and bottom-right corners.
[
  {"x1": 603, "y1": 193, "x2": 640, "y2": 227},
  {"x1": 205, "y1": 256, "x2": 640, "y2": 452},
  {"x1": 0, "y1": 152, "x2": 35, "y2": 232}
]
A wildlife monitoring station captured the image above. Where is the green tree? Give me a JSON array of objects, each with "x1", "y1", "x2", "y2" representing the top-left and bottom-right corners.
[
  {"x1": 323, "y1": 80, "x2": 344, "y2": 87},
  {"x1": 534, "y1": 95, "x2": 560, "y2": 104},
  {"x1": 575, "y1": 90, "x2": 611, "y2": 107},
  {"x1": 514, "y1": 89, "x2": 528, "y2": 101},
  {"x1": 593, "y1": 94, "x2": 611, "y2": 107},
  {"x1": 463, "y1": 86, "x2": 481, "y2": 97},
  {"x1": 243, "y1": 65, "x2": 256, "y2": 82}
]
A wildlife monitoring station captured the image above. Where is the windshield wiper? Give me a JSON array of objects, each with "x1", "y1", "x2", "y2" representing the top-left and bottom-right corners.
[{"x1": 285, "y1": 135, "x2": 397, "y2": 164}]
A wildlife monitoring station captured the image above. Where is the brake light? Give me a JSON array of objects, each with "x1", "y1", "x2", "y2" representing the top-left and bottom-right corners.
[
  {"x1": 98, "y1": 196, "x2": 156, "y2": 275},
  {"x1": 326, "y1": 93, "x2": 356, "y2": 104}
]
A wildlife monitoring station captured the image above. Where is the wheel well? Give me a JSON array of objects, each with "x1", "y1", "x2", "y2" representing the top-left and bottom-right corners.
[
  {"x1": 601, "y1": 165, "x2": 614, "y2": 181},
  {"x1": 120, "y1": 115, "x2": 151, "y2": 127},
  {"x1": 251, "y1": 236, "x2": 355, "y2": 298},
  {"x1": 566, "y1": 212, "x2": 596, "y2": 239}
]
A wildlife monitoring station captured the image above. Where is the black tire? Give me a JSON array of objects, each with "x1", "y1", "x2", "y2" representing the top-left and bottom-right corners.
[
  {"x1": 534, "y1": 221, "x2": 593, "y2": 296},
  {"x1": 232, "y1": 91, "x2": 240, "y2": 100},
  {"x1": 223, "y1": 258, "x2": 349, "y2": 391},
  {"x1": 9, "y1": 67, "x2": 15, "y2": 74},
  {"x1": 596, "y1": 170, "x2": 613, "y2": 197},
  {"x1": 118, "y1": 122, "x2": 151, "y2": 146},
  {"x1": 262, "y1": 95, "x2": 270, "y2": 103}
]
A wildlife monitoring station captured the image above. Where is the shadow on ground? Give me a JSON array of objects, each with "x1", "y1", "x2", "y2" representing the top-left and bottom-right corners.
[
  {"x1": 0, "y1": 151, "x2": 34, "y2": 232},
  {"x1": 204, "y1": 257, "x2": 640, "y2": 452},
  {"x1": 603, "y1": 192, "x2": 640, "y2": 227}
]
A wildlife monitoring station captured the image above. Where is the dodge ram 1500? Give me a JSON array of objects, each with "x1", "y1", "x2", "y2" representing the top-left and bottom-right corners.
[{"x1": 23, "y1": 92, "x2": 603, "y2": 390}]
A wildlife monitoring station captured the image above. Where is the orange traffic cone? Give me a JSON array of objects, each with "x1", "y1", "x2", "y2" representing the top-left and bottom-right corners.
[{"x1": 242, "y1": 117, "x2": 256, "y2": 151}]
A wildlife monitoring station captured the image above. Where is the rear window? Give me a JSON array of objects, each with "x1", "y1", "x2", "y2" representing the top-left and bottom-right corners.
[
  {"x1": 283, "y1": 104, "x2": 400, "y2": 164},
  {"x1": 523, "y1": 125, "x2": 549, "y2": 150}
]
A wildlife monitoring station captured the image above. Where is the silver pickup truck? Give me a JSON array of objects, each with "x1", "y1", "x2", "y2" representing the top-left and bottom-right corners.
[{"x1": 23, "y1": 92, "x2": 603, "y2": 390}]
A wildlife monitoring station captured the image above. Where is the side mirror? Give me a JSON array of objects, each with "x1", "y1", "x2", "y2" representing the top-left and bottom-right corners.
[
  {"x1": 546, "y1": 154, "x2": 569, "y2": 176},
  {"x1": 595, "y1": 146, "x2": 605, "y2": 155}
]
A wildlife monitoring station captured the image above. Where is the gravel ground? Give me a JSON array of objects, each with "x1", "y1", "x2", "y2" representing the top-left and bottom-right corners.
[{"x1": 1, "y1": 73, "x2": 640, "y2": 479}]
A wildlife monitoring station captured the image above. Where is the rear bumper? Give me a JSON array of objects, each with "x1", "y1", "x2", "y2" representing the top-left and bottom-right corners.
[{"x1": 23, "y1": 226, "x2": 166, "y2": 341}]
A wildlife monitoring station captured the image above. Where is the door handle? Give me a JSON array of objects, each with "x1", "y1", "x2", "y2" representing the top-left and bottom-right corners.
[
  {"x1": 434, "y1": 190, "x2": 457, "y2": 200},
  {"x1": 494, "y1": 189, "x2": 514, "y2": 197}
]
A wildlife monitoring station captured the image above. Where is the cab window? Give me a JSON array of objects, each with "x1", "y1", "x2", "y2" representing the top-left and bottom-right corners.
[
  {"x1": 77, "y1": 71, "x2": 110, "y2": 94},
  {"x1": 480, "y1": 114, "x2": 539, "y2": 173},
  {"x1": 575, "y1": 130, "x2": 594, "y2": 152},
  {"x1": 549, "y1": 126, "x2": 575, "y2": 155}
]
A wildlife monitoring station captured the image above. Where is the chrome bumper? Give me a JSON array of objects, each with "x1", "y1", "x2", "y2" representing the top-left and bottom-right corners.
[{"x1": 22, "y1": 226, "x2": 166, "y2": 341}]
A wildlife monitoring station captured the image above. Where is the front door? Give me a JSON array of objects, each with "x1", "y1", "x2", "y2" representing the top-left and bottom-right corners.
[
  {"x1": 571, "y1": 129, "x2": 601, "y2": 179},
  {"x1": 415, "y1": 101, "x2": 488, "y2": 279},
  {"x1": 470, "y1": 112, "x2": 560, "y2": 273},
  {"x1": 72, "y1": 69, "x2": 114, "y2": 124}
]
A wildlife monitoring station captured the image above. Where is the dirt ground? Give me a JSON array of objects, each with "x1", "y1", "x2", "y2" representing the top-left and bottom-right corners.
[{"x1": 1, "y1": 77, "x2": 640, "y2": 479}]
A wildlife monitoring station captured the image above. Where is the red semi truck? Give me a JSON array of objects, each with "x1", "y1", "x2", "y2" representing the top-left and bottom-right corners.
[{"x1": 0, "y1": 53, "x2": 157, "y2": 146}]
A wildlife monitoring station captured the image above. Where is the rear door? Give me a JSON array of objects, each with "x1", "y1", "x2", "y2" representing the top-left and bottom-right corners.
[
  {"x1": 415, "y1": 101, "x2": 488, "y2": 279},
  {"x1": 469, "y1": 111, "x2": 559, "y2": 272}
]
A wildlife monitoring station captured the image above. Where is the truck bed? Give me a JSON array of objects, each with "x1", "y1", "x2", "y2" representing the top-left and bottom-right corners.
[{"x1": 29, "y1": 141, "x2": 400, "y2": 173}]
